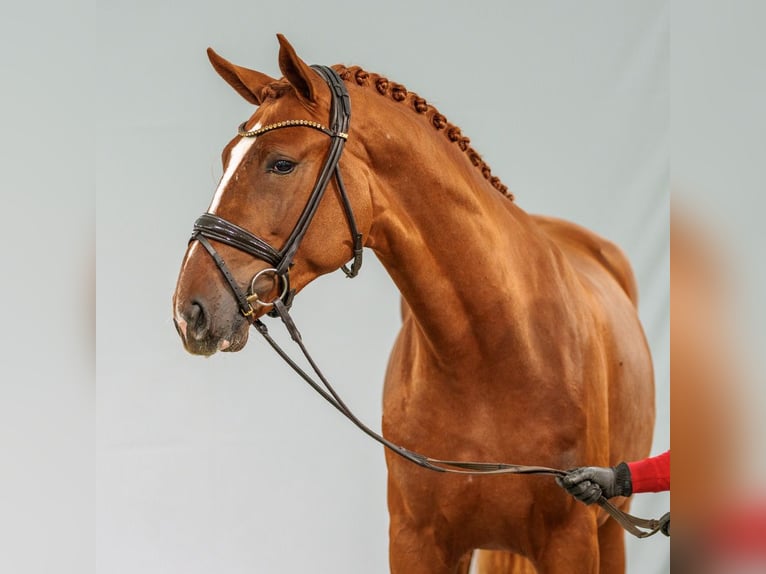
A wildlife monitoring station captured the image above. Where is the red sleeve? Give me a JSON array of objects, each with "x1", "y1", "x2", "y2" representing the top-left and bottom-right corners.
[{"x1": 627, "y1": 450, "x2": 670, "y2": 493}]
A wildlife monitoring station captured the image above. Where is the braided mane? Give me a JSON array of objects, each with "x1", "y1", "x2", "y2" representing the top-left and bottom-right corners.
[
  {"x1": 261, "y1": 66, "x2": 513, "y2": 201},
  {"x1": 337, "y1": 66, "x2": 513, "y2": 201}
]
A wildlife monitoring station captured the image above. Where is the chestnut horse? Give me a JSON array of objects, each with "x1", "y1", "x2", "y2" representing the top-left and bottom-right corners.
[{"x1": 172, "y1": 35, "x2": 655, "y2": 573}]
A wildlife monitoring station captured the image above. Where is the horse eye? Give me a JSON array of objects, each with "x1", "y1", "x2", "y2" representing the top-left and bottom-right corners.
[{"x1": 270, "y1": 159, "x2": 296, "y2": 175}]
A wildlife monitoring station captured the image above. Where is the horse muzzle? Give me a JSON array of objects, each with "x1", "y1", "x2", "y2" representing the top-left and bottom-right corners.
[{"x1": 173, "y1": 296, "x2": 251, "y2": 356}]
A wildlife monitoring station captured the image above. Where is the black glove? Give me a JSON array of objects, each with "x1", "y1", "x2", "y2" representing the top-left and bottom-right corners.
[{"x1": 556, "y1": 462, "x2": 633, "y2": 505}]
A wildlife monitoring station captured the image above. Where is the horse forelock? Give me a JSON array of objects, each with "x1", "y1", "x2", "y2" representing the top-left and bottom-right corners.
[{"x1": 258, "y1": 66, "x2": 514, "y2": 201}]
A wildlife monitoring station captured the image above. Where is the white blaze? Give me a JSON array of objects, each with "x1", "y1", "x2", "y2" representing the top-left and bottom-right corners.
[
  {"x1": 173, "y1": 127, "x2": 260, "y2": 333},
  {"x1": 208, "y1": 126, "x2": 260, "y2": 213}
]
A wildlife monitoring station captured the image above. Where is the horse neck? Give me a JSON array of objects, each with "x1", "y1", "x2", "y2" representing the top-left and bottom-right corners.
[{"x1": 353, "y1": 101, "x2": 567, "y2": 367}]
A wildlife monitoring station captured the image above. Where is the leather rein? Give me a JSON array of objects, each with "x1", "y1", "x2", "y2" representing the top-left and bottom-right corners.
[{"x1": 188, "y1": 65, "x2": 668, "y2": 539}]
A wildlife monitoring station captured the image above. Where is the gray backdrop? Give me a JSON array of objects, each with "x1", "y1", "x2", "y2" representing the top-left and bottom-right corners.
[{"x1": 4, "y1": 1, "x2": 673, "y2": 573}]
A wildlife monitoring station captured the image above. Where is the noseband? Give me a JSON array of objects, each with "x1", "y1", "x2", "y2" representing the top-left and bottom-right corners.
[
  {"x1": 186, "y1": 64, "x2": 669, "y2": 539},
  {"x1": 190, "y1": 64, "x2": 363, "y2": 318}
]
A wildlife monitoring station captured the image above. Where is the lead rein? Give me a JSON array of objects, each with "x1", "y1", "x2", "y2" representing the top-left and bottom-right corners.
[{"x1": 252, "y1": 299, "x2": 669, "y2": 539}]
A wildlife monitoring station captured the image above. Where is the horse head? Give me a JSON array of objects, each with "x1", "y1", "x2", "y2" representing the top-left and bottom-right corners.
[{"x1": 173, "y1": 35, "x2": 372, "y2": 356}]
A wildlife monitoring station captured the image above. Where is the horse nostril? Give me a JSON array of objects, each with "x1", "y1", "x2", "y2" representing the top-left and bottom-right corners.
[{"x1": 186, "y1": 301, "x2": 209, "y2": 340}]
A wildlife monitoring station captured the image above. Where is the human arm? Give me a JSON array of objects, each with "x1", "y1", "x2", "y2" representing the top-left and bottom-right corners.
[{"x1": 557, "y1": 450, "x2": 670, "y2": 504}]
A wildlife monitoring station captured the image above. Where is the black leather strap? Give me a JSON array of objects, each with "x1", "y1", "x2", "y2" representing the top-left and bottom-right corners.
[
  {"x1": 193, "y1": 234, "x2": 255, "y2": 316},
  {"x1": 193, "y1": 214, "x2": 281, "y2": 267}
]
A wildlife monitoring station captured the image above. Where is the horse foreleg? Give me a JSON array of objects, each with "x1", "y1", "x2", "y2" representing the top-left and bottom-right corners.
[
  {"x1": 596, "y1": 508, "x2": 627, "y2": 573},
  {"x1": 387, "y1": 492, "x2": 469, "y2": 572},
  {"x1": 456, "y1": 551, "x2": 474, "y2": 574},
  {"x1": 474, "y1": 549, "x2": 536, "y2": 573},
  {"x1": 388, "y1": 519, "x2": 466, "y2": 574},
  {"x1": 533, "y1": 506, "x2": 600, "y2": 574}
]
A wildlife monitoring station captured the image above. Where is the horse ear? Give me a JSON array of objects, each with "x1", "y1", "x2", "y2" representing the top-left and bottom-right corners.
[
  {"x1": 276, "y1": 34, "x2": 322, "y2": 104},
  {"x1": 207, "y1": 47, "x2": 276, "y2": 105}
]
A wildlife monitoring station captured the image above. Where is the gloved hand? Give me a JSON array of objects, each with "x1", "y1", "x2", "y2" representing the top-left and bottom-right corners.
[{"x1": 556, "y1": 462, "x2": 633, "y2": 505}]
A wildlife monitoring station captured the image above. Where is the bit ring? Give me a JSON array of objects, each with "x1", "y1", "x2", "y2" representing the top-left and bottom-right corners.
[{"x1": 246, "y1": 268, "x2": 289, "y2": 308}]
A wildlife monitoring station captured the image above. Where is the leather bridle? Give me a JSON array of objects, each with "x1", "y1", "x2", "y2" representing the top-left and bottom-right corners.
[
  {"x1": 191, "y1": 64, "x2": 363, "y2": 319},
  {"x1": 187, "y1": 64, "x2": 669, "y2": 539}
]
